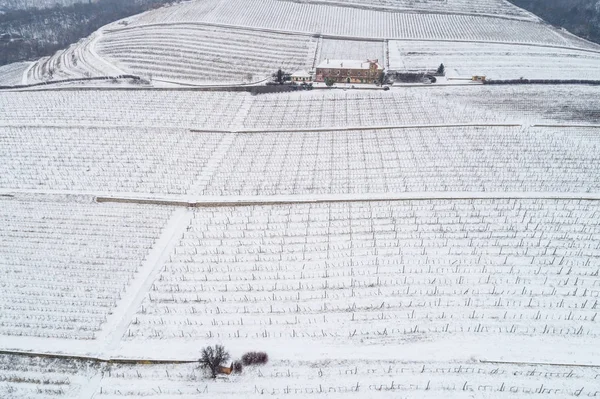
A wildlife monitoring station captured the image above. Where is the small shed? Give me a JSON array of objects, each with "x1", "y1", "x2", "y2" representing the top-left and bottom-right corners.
[{"x1": 291, "y1": 70, "x2": 313, "y2": 83}]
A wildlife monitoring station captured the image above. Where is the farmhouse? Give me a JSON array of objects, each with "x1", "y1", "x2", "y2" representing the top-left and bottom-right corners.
[{"x1": 315, "y1": 59, "x2": 383, "y2": 83}]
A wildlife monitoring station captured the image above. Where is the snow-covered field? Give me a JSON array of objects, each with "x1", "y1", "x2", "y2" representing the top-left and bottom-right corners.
[
  {"x1": 97, "y1": 24, "x2": 316, "y2": 85},
  {"x1": 389, "y1": 40, "x2": 600, "y2": 80},
  {"x1": 2, "y1": 0, "x2": 600, "y2": 397},
  {"x1": 4, "y1": 352, "x2": 598, "y2": 398},
  {"x1": 127, "y1": 0, "x2": 596, "y2": 49},
  {"x1": 0, "y1": 127, "x2": 224, "y2": 194},
  {"x1": 424, "y1": 85, "x2": 600, "y2": 123},
  {"x1": 240, "y1": 89, "x2": 510, "y2": 129},
  {"x1": 0, "y1": 90, "x2": 246, "y2": 129},
  {"x1": 3, "y1": 124, "x2": 599, "y2": 196},
  {"x1": 0, "y1": 62, "x2": 29, "y2": 86},
  {"x1": 318, "y1": 39, "x2": 385, "y2": 68},
  {"x1": 25, "y1": 33, "x2": 122, "y2": 84},
  {"x1": 276, "y1": 0, "x2": 538, "y2": 20},
  {"x1": 3, "y1": 87, "x2": 596, "y2": 132},
  {"x1": 0, "y1": 194, "x2": 174, "y2": 340},
  {"x1": 129, "y1": 198, "x2": 600, "y2": 339},
  {"x1": 198, "y1": 126, "x2": 600, "y2": 196}
]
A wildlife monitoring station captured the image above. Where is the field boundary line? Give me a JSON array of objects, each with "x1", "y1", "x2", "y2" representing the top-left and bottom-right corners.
[
  {"x1": 2, "y1": 349, "x2": 600, "y2": 369},
  {"x1": 194, "y1": 123, "x2": 524, "y2": 134},
  {"x1": 532, "y1": 124, "x2": 600, "y2": 128},
  {"x1": 95, "y1": 192, "x2": 600, "y2": 208},
  {"x1": 97, "y1": 208, "x2": 194, "y2": 356},
  {"x1": 0, "y1": 349, "x2": 196, "y2": 364},
  {"x1": 480, "y1": 360, "x2": 600, "y2": 368}
]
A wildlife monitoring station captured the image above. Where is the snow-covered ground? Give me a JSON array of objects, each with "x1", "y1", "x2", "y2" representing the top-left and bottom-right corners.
[
  {"x1": 0, "y1": 127, "x2": 224, "y2": 194},
  {"x1": 0, "y1": 61, "x2": 30, "y2": 86},
  {"x1": 0, "y1": 194, "x2": 175, "y2": 341},
  {"x1": 276, "y1": 0, "x2": 539, "y2": 21},
  {"x1": 318, "y1": 39, "x2": 385, "y2": 67},
  {"x1": 126, "y1": 0, "x2": 596, "y2": 49},
  {"x1": 0, "y1": 90, "x2": 246, "y2": 129},
  {"x1": 2, "y1": 0, "x2": 600, "y2": 397},
  {"x1": 389, "y1": 40, "x2": 600, "y2": 80},
  {"x1": 96, "y1": 24, "x2": 317, "y2": 85}
]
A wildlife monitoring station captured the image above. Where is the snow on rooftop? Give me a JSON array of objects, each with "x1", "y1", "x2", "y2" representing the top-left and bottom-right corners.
[
  {"x1": 291, "y1": 70, "x2": 312, "y2": 78},
  {"x1": 316, "y1": 59, "x2": 382, "y2": 69}
]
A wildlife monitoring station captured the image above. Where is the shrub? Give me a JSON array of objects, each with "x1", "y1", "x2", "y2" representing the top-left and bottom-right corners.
[
  {"x1": 233, "y1": 361, "x2": 243, "y2": 373},
  {"x1": 241, "y1": 351, "x2": 269, "y2": 365}
]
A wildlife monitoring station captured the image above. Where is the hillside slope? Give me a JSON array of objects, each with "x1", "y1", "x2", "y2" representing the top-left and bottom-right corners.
[{"x1": 1, "y1": 1, "x2": 600, "y2": 398}]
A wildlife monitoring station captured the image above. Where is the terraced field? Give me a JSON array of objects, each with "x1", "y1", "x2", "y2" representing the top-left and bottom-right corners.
[
  {"x1": 128, "y1": 0, "x2": 596, "y2": 49},
  {"x1": 98, "y1": 25, "x2": 317, "y2": 84},
  {"x1": 0, "y1": 90, "x2": 246, "y2": 129},
  {"x1": 277, "y1": 0, "x2": 538, "y2": 20}
]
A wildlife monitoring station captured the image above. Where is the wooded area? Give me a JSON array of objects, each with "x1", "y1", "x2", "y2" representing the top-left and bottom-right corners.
[
  {"x1": 510, "y1": 0, "x2": 600, "y2": 45},
  {"x1": 0, "y1": 0, "x2": 173, "y2": 66}
]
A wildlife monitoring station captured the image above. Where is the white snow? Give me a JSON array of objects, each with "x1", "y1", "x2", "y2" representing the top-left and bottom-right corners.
[{"x1": 2, "y1": 0, "x2": 600, "y2": 396}]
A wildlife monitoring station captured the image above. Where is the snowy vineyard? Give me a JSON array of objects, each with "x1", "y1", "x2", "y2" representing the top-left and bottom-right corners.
[
  {"x1": 0, "y1": 195, "x2": 174, "y2": 340},
  {"x1": 197, "y1": 127, "x2": 600, "y2": 196},
  {"x1": 2, "y1": 124, "x2": 600, "y2": 196},
  {"x1": 389, "y1": 41, "x2": 600, "y2": 81},
  {"x1": 127, "y1": 199, "x2": 600, "y2": 341},
  {"x1": 25, "y1": 33, "x2": 120, "y2": 84},
  {"x1": 128, "y1": 0, "x2": 596, "y2": 49},
  {"x1": 2, "y1": 353, "x2": 599, "y2": 398},
  {"x1": 277, "y1": 0, "x2": 538, "y2": 20},
  {"x1": 97, "y1": 25, "x2": 317, "y2": 85},
  {"x1": 4, "y1": 87, "x2": 596, "y2": 132},
  {"x1": 0, "y1": 127, "x2": 224, "y2": 194},
  {"x1": 2, "y1": 0, "x2": 600, "y2": 395},
  {"x1": 0, "y1": 91, "x2": 245, "y2": 129}
]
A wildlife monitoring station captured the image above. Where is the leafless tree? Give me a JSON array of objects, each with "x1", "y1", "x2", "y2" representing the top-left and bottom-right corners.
[{"x1": 199, "y1": 345, "x2": 230, "y2": 378}]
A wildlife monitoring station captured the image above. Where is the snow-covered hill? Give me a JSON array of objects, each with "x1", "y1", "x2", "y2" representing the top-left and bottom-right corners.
[{"x1": 1, "y1": 0, "x2": 600, "y2": 397}]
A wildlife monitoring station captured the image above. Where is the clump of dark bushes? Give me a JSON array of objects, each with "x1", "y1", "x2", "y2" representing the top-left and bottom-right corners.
[{"x1": 241, "y1": 351, "x2": 269, "y2": 365}]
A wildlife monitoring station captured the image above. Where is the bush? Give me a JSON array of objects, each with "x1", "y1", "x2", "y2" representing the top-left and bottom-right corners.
[
  {"x1": 233, "y1": 361, "x2": 243, "y2": 373},
  {"x1": 241, "y1": 351, "x2": 269, "y2": 365}
]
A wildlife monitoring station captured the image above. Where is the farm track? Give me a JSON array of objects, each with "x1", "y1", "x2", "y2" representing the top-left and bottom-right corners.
[{"x1": 2, "y1": 348, "x2": 599, "y2": 369}]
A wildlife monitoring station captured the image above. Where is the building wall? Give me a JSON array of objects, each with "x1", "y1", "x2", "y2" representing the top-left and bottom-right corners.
[{"x1": 315, "y1": 66, "x2": 383, "y2": 83}]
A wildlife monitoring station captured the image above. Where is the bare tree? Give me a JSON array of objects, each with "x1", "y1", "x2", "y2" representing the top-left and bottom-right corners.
[{"x1": 199, "y1": 345, "x2": 230, "y2": 378}]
